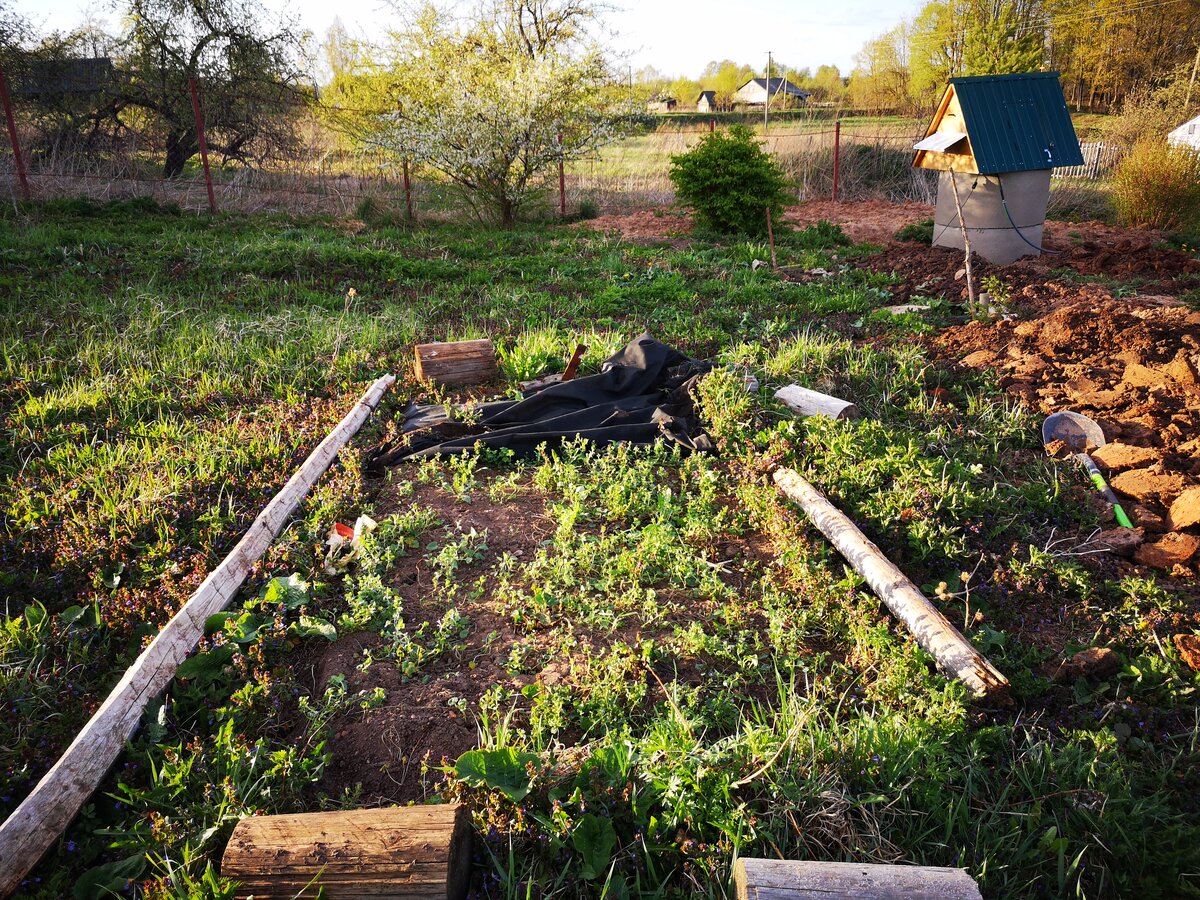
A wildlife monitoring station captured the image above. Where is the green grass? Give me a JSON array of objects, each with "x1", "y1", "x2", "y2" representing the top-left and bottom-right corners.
[{"x1": 1, "y1": 198, "x2": 1197, "y2": 899}]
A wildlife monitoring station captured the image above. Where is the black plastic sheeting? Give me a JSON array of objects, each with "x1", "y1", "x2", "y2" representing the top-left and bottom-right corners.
[{"x1": 372, "y1": 335, "x2": 714, "y2": 465}]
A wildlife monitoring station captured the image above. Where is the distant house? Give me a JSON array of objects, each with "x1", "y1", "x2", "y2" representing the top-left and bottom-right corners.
[
  {"x1": 646, "y1": 96, "x2": 678, "y2": 113},
  {"x1": 696, "y1": 90, "x2": 717, "y2": 113},
  {"x1": 733, "y1": 78, "x2": 810, "y2": 107},
  {"x1": 1168, "y1": 115, "x2": 1200, "y2": 151}
]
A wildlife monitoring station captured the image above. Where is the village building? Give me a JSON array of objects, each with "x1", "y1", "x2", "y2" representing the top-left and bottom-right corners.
[
  {"x1": 1168, "y1": 114, "x2": 1200, "y2": 151},
  {"x1": 732, "y1": 78, "x2": 810, "y2": 107}
]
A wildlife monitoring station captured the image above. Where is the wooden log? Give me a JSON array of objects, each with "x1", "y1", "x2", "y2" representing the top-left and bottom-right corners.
[
  {"x1": 775, "y1": 385, "x2": 860, "y2": 420},
  {"x1": 221, "y1": 805, "x2": 473, "y2": 900},
  {"x1": 414, "y1": 339, "x2": 498, "y2": 386},
  {"x1": 0, "y1": 375, "x2": 397, "y2": 898},
  {"x1": 734, "y1": 859, "x2": 982, "y2": 900},
  {"x1": 772, "y1": 468, "x2": 1009, "y2": 701}
]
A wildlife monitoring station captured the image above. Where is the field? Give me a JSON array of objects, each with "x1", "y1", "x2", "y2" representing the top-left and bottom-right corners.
[{"x1": 2, "y1": 197, "x2": 1200, "y2": 898}]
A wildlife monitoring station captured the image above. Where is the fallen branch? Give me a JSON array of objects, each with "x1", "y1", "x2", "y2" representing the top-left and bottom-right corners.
[
  {"x1": 734, "y1": 858, "x2": 982, "y2": 899},
  {"x1": 772, "y1": 468, "x2": 1009, "y2": 701},
  {"x1": 0, "y1": 374, "x2": 396, "y2": 897}
]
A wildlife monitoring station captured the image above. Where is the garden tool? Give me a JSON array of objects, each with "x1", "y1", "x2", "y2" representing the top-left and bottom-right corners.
[{"x1": 1042, "y1": 411, "x2": 1134, "y2": 528}]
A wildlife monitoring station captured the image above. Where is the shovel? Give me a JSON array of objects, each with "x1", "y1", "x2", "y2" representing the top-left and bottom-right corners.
[{"x1": 1042, "y1": 411, "x2": 1134, "y2": 529}]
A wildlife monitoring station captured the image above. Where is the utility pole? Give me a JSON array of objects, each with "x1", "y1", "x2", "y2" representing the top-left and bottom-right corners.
[{"x1": 765, "y1": 50, "x2": 771, "y2": 135}]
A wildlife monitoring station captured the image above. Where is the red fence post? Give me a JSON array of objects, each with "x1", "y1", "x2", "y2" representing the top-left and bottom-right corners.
[
  {"x1": 0, "y1": 67, "x2": 31, "y2": 202},
  {"x1": 188, "y1": 78, "x2": 217, "y2": 214},
  {"x1": 402, "y1": 158, "x2": 414, "y2": 221},
  {"x1": 710, "y1": 119, "x2": 715, "y2": 133},
  {"x1": 558, "y1": 130, "x2": 566, "y2": 217},
  {"x1": 832, "y1": 120, "x2": 841, "y2": 203}
]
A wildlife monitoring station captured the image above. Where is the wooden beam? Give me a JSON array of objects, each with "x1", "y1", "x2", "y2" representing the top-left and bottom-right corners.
[
  {"x1": 734, "y1": 859, "x2": 983, "y2": 900},
  {"x1": 0, "y1": 375, "x2": 397, "y2": 898},
  {"x1": 772, "y1": 468, "x2": 1009, "y2": 701},
  {"x1": 221, "y1": 805, "x2": 473, "y2": 900},
  {"x1": 414, "y1": 339, "x2": 498, "y2": 386},
  {"x1": 774, "y1": 385, "x2": 860, "y2": 420}
]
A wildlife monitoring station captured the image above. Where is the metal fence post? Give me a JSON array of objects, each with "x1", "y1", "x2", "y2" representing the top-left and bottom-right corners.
[
  {"x1": 188, "y1": 78, "x2": 217, "y2": 214},
  {"x1": 0, "y1": 67, "x2": 31, "y2": 202},
  {"x1": 832, "y1": 120, "x2": 841, "y2": 202},
  {"x1": 403, "y1": 158, "x2": 414, "y2": 221}
]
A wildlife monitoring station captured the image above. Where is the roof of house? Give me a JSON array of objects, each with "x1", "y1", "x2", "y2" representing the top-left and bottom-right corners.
[
  {"x1": 942, "y1": 71, "x2": 1083, "y2": 173},
  {"x1": 740, "y1": 78, "x2": 810, "y2": 98},
  {"x1": 1169, "y1": 114, "x2": 1200, "y2": 135},
  {"x1": 697, "y1": 90, "x2": 716, "y2": 101}
]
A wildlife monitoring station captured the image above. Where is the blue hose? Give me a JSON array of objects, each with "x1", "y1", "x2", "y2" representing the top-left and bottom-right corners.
[{"x1": 997, "y1": 174, "x2": 1062, "y2": 254}]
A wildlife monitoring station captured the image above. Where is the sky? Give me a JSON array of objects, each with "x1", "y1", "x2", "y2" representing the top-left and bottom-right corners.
[{"x1": 11, "y1": 0, "x2": 921, "y2": 77}]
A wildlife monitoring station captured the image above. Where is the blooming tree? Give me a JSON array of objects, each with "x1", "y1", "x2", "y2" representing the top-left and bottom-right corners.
[{"x1": 379, "y1": 0, "x2": 628, "y2": 226}]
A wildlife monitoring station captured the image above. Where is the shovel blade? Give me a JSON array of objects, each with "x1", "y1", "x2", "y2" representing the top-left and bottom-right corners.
[{"x1": 1042, "y1": 411, "x2": 1106, "y2": 453}]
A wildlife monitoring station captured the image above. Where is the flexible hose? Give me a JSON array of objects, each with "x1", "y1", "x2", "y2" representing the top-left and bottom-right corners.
[{"x1": 997, "y1": 174, "x2": 1062, "y2": 254}]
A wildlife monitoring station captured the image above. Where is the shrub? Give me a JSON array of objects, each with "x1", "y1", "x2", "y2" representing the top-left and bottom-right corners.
[
  {"x1": 669, "y1": 125, "x2": 793, "y2": 236},
  {"x1": 577, "y1": 198, "x2": 600, "y2": 220},
  {"x1": 895, "y1": 218, "x2": 934, "y2": 243},
  {"x1": 1111, "y1": 140, "x2": 1200, "y2": 230}
]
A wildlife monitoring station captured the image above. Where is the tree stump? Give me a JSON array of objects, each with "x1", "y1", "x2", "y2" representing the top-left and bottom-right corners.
[
  {"x1": 414, "y1": 339, "x2": 498, "y2": 386},
  {"x1": 221, "y1": 804, "x2": 473, "y2": 899}
]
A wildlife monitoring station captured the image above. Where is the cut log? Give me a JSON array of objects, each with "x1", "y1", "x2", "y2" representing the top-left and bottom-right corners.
[
  {"x1": 0, "y1": 375, "x2": 396, "y2": 899},
  {"x1": 221, "y1": 805, "x2": 473, "y2": 900},
  {"x1": 734, "y1": 859, "x2": 982, "y2": 900},
  {"x1": 774, "y1": 385, "x2": 860, "y2": 420},
  {"x1": 772, "y1": 468, "x2": 1009, "y2": 700},
  {"x1": 414, "y1": 339, "x2": 498, "y2": 386}
]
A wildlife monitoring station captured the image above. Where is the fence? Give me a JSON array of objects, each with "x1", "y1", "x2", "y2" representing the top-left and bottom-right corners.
[
  {"x1": 1053, "y1": 141, "x2": 1123, "y2": 179},
  {"x1": 0, "y1": 68, "x2": 1120, "y2": 220}
]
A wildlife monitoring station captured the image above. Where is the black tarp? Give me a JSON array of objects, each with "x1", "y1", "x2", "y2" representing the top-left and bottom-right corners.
[{"x1": 373, "y1": 335, "x2": 714, "y2": 464}]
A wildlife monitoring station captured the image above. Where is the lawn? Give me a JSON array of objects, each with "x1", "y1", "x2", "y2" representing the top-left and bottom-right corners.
[{"x1": 2, "y1": 198, "x2": 1198, "y2": 898}]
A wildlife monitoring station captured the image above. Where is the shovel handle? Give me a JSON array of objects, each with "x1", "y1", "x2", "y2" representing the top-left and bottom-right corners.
[{"x1": 1078, "y1": 453, "x2": 1135, "y2": 529}]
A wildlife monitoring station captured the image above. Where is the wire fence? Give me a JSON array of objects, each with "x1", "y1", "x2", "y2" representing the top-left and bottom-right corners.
[{"x1": 0, "y1": 69, "x2": 1123, "y2": 219}]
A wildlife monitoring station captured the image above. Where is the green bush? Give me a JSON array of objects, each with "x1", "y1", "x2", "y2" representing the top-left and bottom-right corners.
[
  {"x1": 668, "y1": 124, "x2": 793, "y2": 236},
  {"x1": 1111, "y1": 140, "x2": 1200, "y2": 230},
  {"x1": 895, "y1": 218, "x2": 934, "y2": 243}
]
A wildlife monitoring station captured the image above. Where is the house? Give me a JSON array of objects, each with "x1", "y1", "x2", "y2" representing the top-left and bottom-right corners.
[
  {"x1": 733, "y1": 78, "x2": 810, "y2": 107},
  {"x1": 1168, "y1": 115, "x2": 1200, "y2": 151},
  {"x1": 696, "y1": 90, "x2": 718, "y2": 113},
  {"x1": 911, "y1": 71, "x2": 1084, "y2": 264},
  {"x1": 646, "y1": 96, "x2": 678, "y2": 113}
]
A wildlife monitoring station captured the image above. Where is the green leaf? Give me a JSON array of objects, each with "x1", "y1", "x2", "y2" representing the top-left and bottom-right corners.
[
  {"x1": 73, "y1": 853, "x2": 146, "y2": 900},
  {"x1": 176, "y1": 645, "x2": 236, "y2": 685},
  {"x1": 60, "y1": 605, "x2": 88, "y2": 625},
  {"x1": 291, "y1": 615, "x2": 338, "y2": 641},
  {"x1": 572, "y1": 813, "x2": 617, "y2": 881},
  {"x1": 23, "y1": 602, "x2": 47, "y2": 630},
  {"x1": 261, "y1": 573, "x2": 310, "y2": 610},
  {"x1": 454, "y1": 748, "x2": 538, "y2": 802},
  {"x1": 203, "y1": 612, "x2": 234, "y2": 636}
]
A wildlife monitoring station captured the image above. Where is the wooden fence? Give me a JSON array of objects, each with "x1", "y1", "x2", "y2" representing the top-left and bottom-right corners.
[{"x1": 1053, "y1": 141, "x2": 1123, "y2": 179}]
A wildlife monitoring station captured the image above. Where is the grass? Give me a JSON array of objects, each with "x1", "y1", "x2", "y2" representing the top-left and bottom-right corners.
[{"x1": 1, "y1": 198, "x2": 1197, "y2": 898}]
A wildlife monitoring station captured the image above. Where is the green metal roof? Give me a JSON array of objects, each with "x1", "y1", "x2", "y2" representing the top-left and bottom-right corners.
[{"x1": 949, "y1": 72, "x2": 1083, "y2": 174}]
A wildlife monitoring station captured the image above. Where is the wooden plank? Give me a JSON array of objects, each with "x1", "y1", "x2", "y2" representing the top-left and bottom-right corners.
[
  {"x1": 772, "y1": 468, "x2": 1009, "y2": 701},
  {"x1": 734, "y1": 859, "x2": 983, "y2": 899},
  {"x1": 0, "y1": 375, "x2": 397, "y2": 897},
  {"x1": 414, "y1": 339, "x2": 498, "y2": 386},
  {"x1": 221, "y1": 805, "x2": 472, "y2": 899},
  {"x1": 774, "y1": 385, "x2": 860, "y2": 420}
]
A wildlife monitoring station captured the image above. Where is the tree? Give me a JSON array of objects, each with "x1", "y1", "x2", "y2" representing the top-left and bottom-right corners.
[
  {"x1": 961, "y1": 0, "x2": 1043, "y2": 75},
  {"x1": 669, "y1": 124, "x2": 792, "y2": 235},
  {"x1": 378, "y1": 0, "x2": 628, "y2": 226},
  {"x1": 849, "y1": 24, "x2": 914, "y2": 111},
  {"x1": 116, "y1": 0, "x2": 307, "y2": 177},
  {"x1": 809, "y1": 64, "x2": 846, "y2": 103}
]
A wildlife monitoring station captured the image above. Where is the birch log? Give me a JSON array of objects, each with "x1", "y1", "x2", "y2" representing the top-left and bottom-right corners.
[
  {"x1": 734, "y1": 859, "x2": 982, "y2": 900},
  {"x1": 774, "y1": 385, "x2": 860, "y2": 420},
  {"x1": 221, "y1": 805, "x2": 472, "y2": 900},
  {"x1": 772, "y1": 468, "x2": 1009, "y2": 700},
  {"x1": 0, "y1": 375, "x2": 396, "y2": 898},
  {"x1": 414, "y1": 339, "x2": 498, "y2": 385}
]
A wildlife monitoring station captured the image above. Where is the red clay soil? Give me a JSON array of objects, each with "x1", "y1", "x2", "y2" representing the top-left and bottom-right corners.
[{"x1": 935, "y1": 294, "x2": 1200, "y2": 573}]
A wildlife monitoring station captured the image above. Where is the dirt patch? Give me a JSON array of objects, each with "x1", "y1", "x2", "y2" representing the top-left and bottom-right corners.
[
  {"x1": 579, "y1": 208, "x2": 694, "y2": 244},
  {"x1": 935, "y1": 294, "x2": 1200, "y2": 571}
]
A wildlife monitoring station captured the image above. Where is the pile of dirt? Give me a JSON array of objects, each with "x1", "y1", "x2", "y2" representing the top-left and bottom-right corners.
[{"x1": 936, "y1": 295, "x2": 1200, "y2": 572}]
